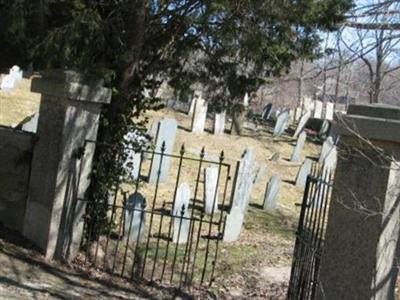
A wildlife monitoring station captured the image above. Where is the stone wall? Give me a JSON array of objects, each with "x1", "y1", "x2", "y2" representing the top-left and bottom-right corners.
[{"x1": 0, "y1": 126, "x2": 35, "y2": 232}]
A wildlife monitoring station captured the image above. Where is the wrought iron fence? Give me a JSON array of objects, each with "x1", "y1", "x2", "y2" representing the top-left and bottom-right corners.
[
  {"x1": 287, "y1": 164, "x2": 333, "y2": 300},
  {"x1": 75, "y1": 140, "x2": 237, "y2": 289}
]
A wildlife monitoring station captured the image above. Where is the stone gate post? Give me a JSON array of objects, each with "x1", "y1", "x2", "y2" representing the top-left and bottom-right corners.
[
  {"x1": 318, "y1": 104, "x2": 400, "y2": 299},
  {"x1": 23, "y1": 70, "x2": 111, "y2": 261}
]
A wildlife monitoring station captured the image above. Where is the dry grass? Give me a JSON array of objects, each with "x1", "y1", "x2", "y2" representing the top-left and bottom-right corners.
[
  {"x1": 0, "y1": 78, "x2": 41, "y2": 126},
  {"x1": 0, "y1": 80, "x2": 323, "y2": 298}
]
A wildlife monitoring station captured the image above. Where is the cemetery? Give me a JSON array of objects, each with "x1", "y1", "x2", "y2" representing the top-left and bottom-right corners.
[{"x1": 0, "y1": 2, "x2": 400, "y2": 299}]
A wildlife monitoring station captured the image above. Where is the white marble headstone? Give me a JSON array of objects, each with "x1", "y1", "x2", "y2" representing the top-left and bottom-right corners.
[
  {"x1": 173, "y1": 183, "x2": 191, "y2": 244},
  {"x1": 204, "y1": 167, "x2": 219, "y2": 215}
]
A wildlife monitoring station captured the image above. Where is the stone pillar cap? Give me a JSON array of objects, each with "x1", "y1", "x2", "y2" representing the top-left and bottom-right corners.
[
  {"x1": 334, "y1": 104, "x2": 400, "y2": 143},
  {"x1": 31, "y1": 70, "x2": 112, "y2": 104}
]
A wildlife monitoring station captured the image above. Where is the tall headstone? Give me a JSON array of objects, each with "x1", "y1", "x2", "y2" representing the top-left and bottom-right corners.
[
  {"x1": 213, "y1": 111, "x2": 226, "y2": 135},
  {"x1": 323, "y1": 145, "x2": 337, "y2": 170},
  {"x1": 188, "y1": 90, "x2": 202, "y2": 116},
  {"x1": 318, "y1": 104, "x2": 400, "y2": 299},
  {"x1": 173, "y1": 183, "x2": 191, "y2": 244},
  {"x1": 263, "y1": 175, "x2": 281, "y2": 210},
  {"x1": 191, "y1": 98, "x2": 208, "y2": 133},
  {"x1": 124, "y1": 192, "x2": 146, "y2": 242},
  {"x1": 295, "y1": 159, "x2": 313, "y2": 188},
  {"x1": 10, "y1": 65, "x2": 23, "y2": 82},
  {"x1": 325, "y1": 102, "x2": 334, "y2": 121},
  {"x1": 262, "y1": 103, "x2": 273, "y2": 121},
  {"x1": 243, "y1": 93, "x2": 249, "y2": 107},
  {"x1": 204, "y1": 167, "x2": 219, "y2": 215},
  {"x1": 294, "y1": 107, "x2": 302, "y2": 122},
  {"x1": 232, "y1": 148, "x2": 255, "y2": 211},
  {"x1": 314, "y1": 100, "x2": 323, "y2": 119},
  {"x1": 0, "y1": 75, "x2": 15, "y2": 90},
  {"x1": 319, "y1": 136, "x2": 334, "y2": 163},
  {"x1": 223, "y1": 207, "x2": 245, "y2": 242},
  {"x1": 273, "y1": 110, "x2": 290, "y2": 137},
  {"x1": 293, "y1": 111, "x2": 311, "y2": 138},
  {"x1": 148, "y1": 118, "x2": 178, "y2": 183},
  {"x1": 290, "y1": 132, "x2": 307, "y2": 162}
]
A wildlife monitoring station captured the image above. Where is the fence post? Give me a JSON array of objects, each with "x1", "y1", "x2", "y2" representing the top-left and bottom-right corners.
[
  {"x1": 318, "y1": 104, "x2": 400, "y2": 299},
  {"x1": 23, "y1": 70, "x2": 111, "y2": 261}
]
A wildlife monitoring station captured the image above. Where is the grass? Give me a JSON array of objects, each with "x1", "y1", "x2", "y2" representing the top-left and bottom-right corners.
[{"x1": 0, "y1": 79, "x2": 321, "y2": 296}]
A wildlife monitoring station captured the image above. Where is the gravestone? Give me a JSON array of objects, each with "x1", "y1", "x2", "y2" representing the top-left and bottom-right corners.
[
  {"x1": 303, "y1": 97, "x2": 313, "y2": 112},
  {"x1": 325, "y1": 102, "x2": 334, "y2": 120},
  {"x1": 253, "y1": 164, "x2": 267, "y2": 185},
  {"x1": 313, "y1": 100, "x2": 323, "y2": 119},
  {"x1": 191, "y1": 97, "x2": 208, "y2": 133},
  {"x1": 263, "y1": 175, "x2": 281, "y2": 210},
  {"x1": 21, "y1": 113, "x2": 39, "y2": 133},
  {"x1": 123, "y1": 130, "x2": 150, "y2": 180},
  {"x1": 204, "y1": 167, "x2": 219, "y2": 215},
  {"x1": 319, "y1": 120, "x2": 331, "y2": 138},
  {"x1": 273, "y1": 110, "x2": 289, "y2": 137},
  {"x1": 243, "y1": 93, "x2": 249, "y2": 107},
  {"x1": 270, "y1": 152, "x2": 280, "y2": 162},
  {"x1": 290, "y1": 132, "x2": 307, "y2": 162},
  {"x1": 188, "y1": 90, "x2": 202, "y2": 116},
  {"x1": 319, "y1": 136, "x2": 334, "y2": 163},
  {"x1": 0, "y1": 75, "x2": 15, "y2": 90},
  {"x1": 232, "y1": 148, "x2": 255, "y2": 211},
  {"x1": 223, "y1": 206, "x2": 245, "y2": 242},
  {"x1": 323, "y1": 145, "x2": 337, "y2": 170},
  {"x1": 262, "y1": 103, "x2": 273, "y2": 120},
  {"x1": 293, "y1": 110, "x2": 311, "y2": 138},
  {"x1": 173, "y1": 183, "x2": 191, "y2": 244},
  {"x1": 148, "y1": 118, "x2": 178, "y2": 183},
  {"x1": 295, "y1": 107, "x2": 302, "y2": 121},
  {"x1": 295, "y1": 159, "x2": 313, "y2": 187},
  {"x1": 10, "y1": 65, "x2": 23, "y2": 82},
  {"x1": 124, "y1": 192, "x2": 146, "y2": 242},
  {"x1": 214, "y1": 111, "x2": 226, "y2": 135}
]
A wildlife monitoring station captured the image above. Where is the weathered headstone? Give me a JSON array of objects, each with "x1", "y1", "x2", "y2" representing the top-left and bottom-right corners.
[
  {"x1": 204, "y1": 167, "x2": 219, "y2": 215},
  {"x1": 270, "y1": 152, "x2": 280, "y2": 162},
  {"x1": 232, "y1": 148, "x2": 255, "y2": 211},
  {"x1": 294, "y1": 107, "x2": 302, "y2": 121},
  {"x1": 319, "y1": 136, "x2": 334, "y2": 163},
  {"x1": 313, "y1": 100, "x2": 323, "y2": 119},
  {"x1": 188, "y1": 90, "x2": 202, "y2": 116},
  {"x1": 213, "y1": 111, "x2": 226, "y2": 135},
  {"x1": 223, "y1": 206, "x2": 245, "y2": 242},
  {"x1": 21, "y1": 113, "x2": 39, "y2": 133},
  {"x1": 303, "y1": 97, "x2": 313, "y2": 112},
  {"x1": 319, "y1": 120, "x2": 331, "y2": 138},
  {"x1": 243, "y1": 93, "x2": 249, "y2": 107},
  {"x1": 0, "y1": 75, "x2": 15, "y2": 90},
  {"x1": 10, "y1": 65, "x2": 23, "y2": 82},
  {"x1": 263, "y1": 175, "x2": 281, "y2": 210},
  {"x1": 295, "y1": 159, "x2": 313, "y2": 187},
  {"x1": 273, "y1": 110, "x2": 289, "y2": 137},
  {"x1": 262, "y1": 103, "x2": 273, "y2": 120},
  {"x1": 293, "y1": 110, "x2": 311, "y2": 138},
  {"x1": 149, "y1": 118, "x2": 178, "y2": 183},
  {"x1": 322, "y1": 145, "x2": 337, "y2": 170},
  {"x1": 124, "y1": 192, "x2": 146, "y2": 242},
  {"x1": 290, "y1": 132, "x2": 307, "y2": 162},
  {"x1": 191, "y1": 97, "x2": 208, "y2": 133},
  {"x1": 325, "y1": 102, "x2": 334, "y2": 121},
  {"x1": 173, "y1": 183, "x2": 191, "y2": 244}
]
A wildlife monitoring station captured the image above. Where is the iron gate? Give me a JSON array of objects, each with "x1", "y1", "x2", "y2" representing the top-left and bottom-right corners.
[
  {"x1": 287, "y1": 164, "x2": 333, "y2": 300},
  {"x1": 74, "y1": 140, "x2": 237, "y2": 289}
]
